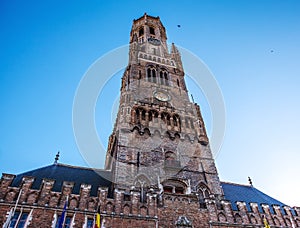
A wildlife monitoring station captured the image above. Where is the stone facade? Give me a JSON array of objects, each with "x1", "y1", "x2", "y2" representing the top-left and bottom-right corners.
[{"x1": 1, "y1": 13, "x2": 299, "y2": 228}]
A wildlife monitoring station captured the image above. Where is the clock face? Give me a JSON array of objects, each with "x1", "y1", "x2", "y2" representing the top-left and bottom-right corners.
[{"x1": 154, "y1": 91, "x2": 170, "y2": 101}]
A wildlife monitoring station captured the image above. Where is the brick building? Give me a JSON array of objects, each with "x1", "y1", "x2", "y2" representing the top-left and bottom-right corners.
[{"x1": 0, "y1": 13, "x2": 299, "y2": 228}]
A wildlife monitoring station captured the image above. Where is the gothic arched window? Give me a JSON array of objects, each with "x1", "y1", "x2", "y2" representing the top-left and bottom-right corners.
[
  {"x1": 152, "y1": 69, "x2": 156, "y2": 83},
  {"x1": 198, "y1": 183, "x2": 211, "y2": 209},
  {"x1": 164, "y1": 72, "x2": 169, "y2": 86},
  {"x1": 160, "y1": 71, "x2": 164, "y2": 85},
  {"x1": 147, "y1": 68, "x2": 152, "y2": 82},
  {"x1": 173, "y1": 114, "x2": 181, "y2": 128}
]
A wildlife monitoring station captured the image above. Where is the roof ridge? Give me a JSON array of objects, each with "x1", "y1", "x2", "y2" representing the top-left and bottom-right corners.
[
  {"x1": 55, "y1": 163, "x2": 108, "y2": 172},
  {"x1": 221, "y1": 181, "x2": 252, "y2": 187},
  {"x1": 16, "y1": 163, "x2": 109, "y2": 176}
]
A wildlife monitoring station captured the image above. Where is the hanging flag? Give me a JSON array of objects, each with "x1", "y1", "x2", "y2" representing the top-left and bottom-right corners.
[
  {"x1": 51, "y1": 211, "x2": 57, "y2": 228},
  {"x1": 58, "y1": 196, "x2": 68, "y2": 228},
  {"x1": 94, "y1": 207, "x2": 100, "y2": 228},
  {"x1": 82, "y1": 214, "x2": 87, "y2": 228},
  {"x1": 69, "y1": 213, "x2": 76, "y2": 228},
  {"x1": 263, "y1": 217, "x2": 270, "y2": 228},
  {"x1": 24, "y1": 209, "x2": 33, "y2": 228}
]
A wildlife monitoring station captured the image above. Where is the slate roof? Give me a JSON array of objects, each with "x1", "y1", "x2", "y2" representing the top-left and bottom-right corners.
[
  {"x1": 11, "y1": 163, "x2": 112, "y2": 197},
  {"x1": 10, "y1": 163, "x2": 295, "y2": 215},
  {"x1": 221, "y1": 182, "x2": 295, "y2": 215}
]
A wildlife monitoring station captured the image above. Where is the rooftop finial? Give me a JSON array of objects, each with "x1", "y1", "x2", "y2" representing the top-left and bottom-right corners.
[
  {"x1": 191, "y1": 94, "x2": 195, "y2": 103},
  {"x1": 248, "y1": 176, "x2": 253, "y2": 186},
  {"x1": 54, "y1": 151, "x2": 60, "y2": 164}
]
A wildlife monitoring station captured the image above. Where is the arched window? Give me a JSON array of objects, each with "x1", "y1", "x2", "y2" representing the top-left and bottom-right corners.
[
  {"x1": 136, "y1": 109, "x2": 140, "y2": 123},
  {"x1": 147, "y1": 68, "x2": 151, "y2": 82},
  {"x1": 149, "y1": 110, "x2": 158, "y2": 122},
  {"x1": 177, "y1": 79, "x2": 180, "y2": 87},
  {"x1": 173, "y1": 114, "x2": 180, "y2": 128},
  {"x1": 141, "y1": 109, "x2": 146, "y2": 121},
  {"x1": 164, "y1": 72, "x2": 169, "y2": 86},
  {"x1": 152, "y1": 69, "x2": 156, "y2": 83},
  {"x1": 198, "y1": 184, "x2": 211, "y2": 209},
  {"x1": 160, "y1": 71, "x2": 164, "y2": 85}
]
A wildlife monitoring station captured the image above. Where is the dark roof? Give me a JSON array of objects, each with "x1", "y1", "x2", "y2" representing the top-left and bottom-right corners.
[
  {"x1": 11, "y1": 163, "x2": 112, "y2": 197},
  {"x1": 221, "y1": 182, "x2": 295, "y2": 215}
]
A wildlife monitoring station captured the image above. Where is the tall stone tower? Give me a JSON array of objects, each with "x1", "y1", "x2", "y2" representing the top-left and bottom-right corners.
[{"x1": 105, "y1": 13, "x2": 223, "y2": 200}]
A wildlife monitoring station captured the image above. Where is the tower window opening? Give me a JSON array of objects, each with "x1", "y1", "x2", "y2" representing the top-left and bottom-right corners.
[
  {"x1": 173, "y1": 115, "x2": 178, "y2": 126},
  {"x1": 152, "y1": 69, "x2": 156, "y2": 83},
  {"x1": 166, "y1": 115, "x2": 171, "y2": 125},
  {"x1": 147, "y1": 68, "x2": 152, "y2": 82},
  {"x1": 164, "y1": 72, "x2": 169, "y2": 86},
  {"x1": 177, "y1": 79, "x2": 180, "y2": 87},
  {"x1": 160, "y1": 71, "x2": 164, "y2": 85},
  {"x1": 142, "y1": 109, "x2": 146, "y2": 121},
  {"x1": 139, "y1": 27, "x2": 144, "y2": 37},
  {"x1": 149, "y1": 27, "x2": 155, "y2": 35},
  {"x1": 136, "y1": 109, "x2": 140, "y2": 123}
]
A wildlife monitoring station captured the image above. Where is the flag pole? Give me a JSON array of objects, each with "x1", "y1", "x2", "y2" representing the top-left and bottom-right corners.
[
  {"x1": 13, "y1": 207, "x2": 23, "y2": 228},
  {"x1": 3, "y1": 189, "x2": 23, "y2": 228}
]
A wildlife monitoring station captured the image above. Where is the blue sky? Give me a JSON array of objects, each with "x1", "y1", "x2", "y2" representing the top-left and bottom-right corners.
[{"x1": 1, "y1": 1, "x2": 300, "y2": 206}]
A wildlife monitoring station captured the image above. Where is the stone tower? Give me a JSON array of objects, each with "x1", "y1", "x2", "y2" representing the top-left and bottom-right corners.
[{"x1": 105, "y1": 13, "x2": 223, "y2": 200}]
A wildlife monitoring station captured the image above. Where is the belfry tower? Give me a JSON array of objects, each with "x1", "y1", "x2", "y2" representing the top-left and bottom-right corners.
[{"x1": 105, "y1": 13, "x2": 223, "y2": 200}]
